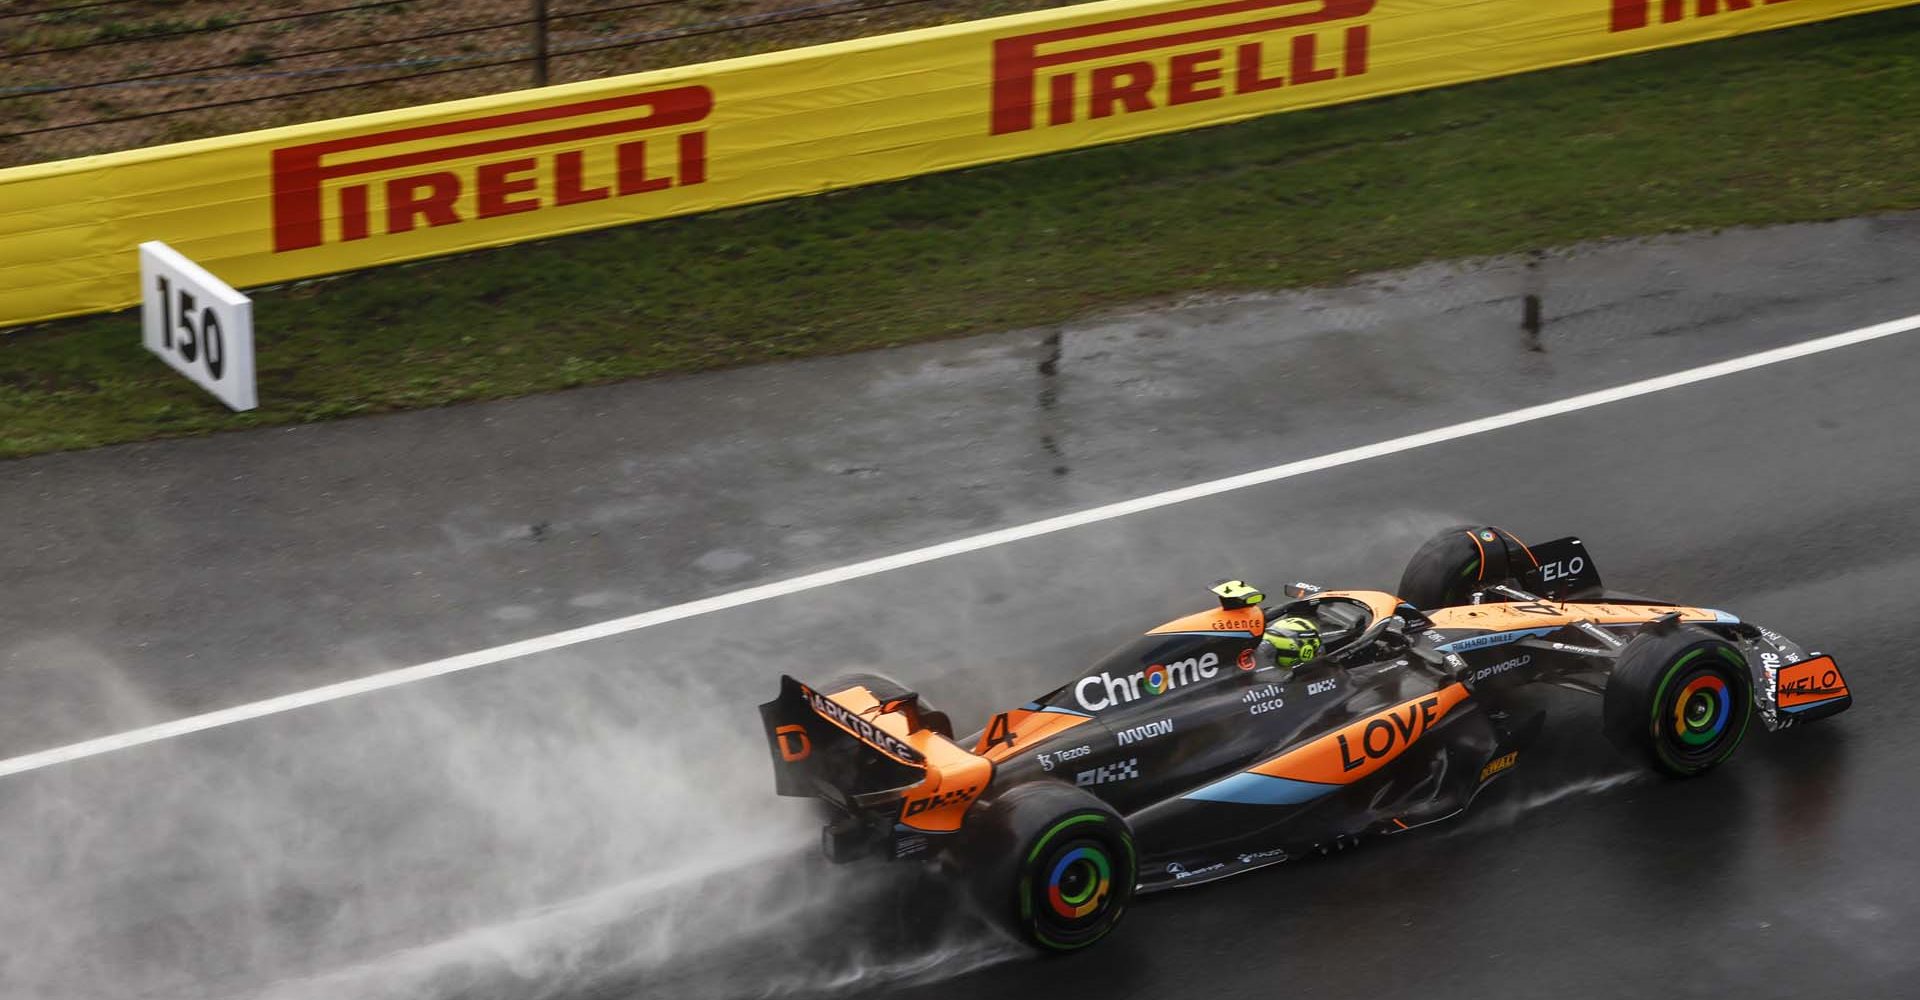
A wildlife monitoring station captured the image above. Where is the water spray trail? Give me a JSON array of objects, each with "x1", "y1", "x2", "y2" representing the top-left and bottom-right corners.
[{"x1": 0, "y1": 639, "x2": 1016, "y2": 1000}]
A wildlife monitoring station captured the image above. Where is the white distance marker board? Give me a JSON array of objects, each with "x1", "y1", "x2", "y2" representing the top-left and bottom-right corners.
[{"x1": 139, "y1": 241, "x2": 257, "y2": 412}]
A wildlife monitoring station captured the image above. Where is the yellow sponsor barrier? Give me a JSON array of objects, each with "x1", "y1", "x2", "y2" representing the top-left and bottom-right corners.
[{"x1": 1, "y1": 0, "x2": 1909, "y2": 329}]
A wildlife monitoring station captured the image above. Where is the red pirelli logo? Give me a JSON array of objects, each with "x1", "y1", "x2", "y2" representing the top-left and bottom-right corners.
[
  {"x1": 990, "y1": 0, "x2": 1374, "y2": 136},
  {"x1": 271, "y1": 85, "x2": 712, "y2": 253},
  {"x1": 1610, "y1": 0, "x2": 1799, "y2": 32}
]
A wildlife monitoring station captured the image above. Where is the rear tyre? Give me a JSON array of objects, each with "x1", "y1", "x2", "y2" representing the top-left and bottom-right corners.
[
  {"x1": 1398, "y1": 525, "x2": 1532, "y2": 609},
  {"x1": 958, "y1": 782, "x2": 1136, "y2": 952},
  {"x1": 1603, "y1": 626, "x2": 1753, "y2": 777},
  {"x1": 820, "y1": 672, "x2": 952, "y2": 739}
]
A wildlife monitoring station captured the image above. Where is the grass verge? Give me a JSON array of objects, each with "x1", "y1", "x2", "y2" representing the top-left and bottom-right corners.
[{"x1": 4, "y1": 8, "x2": 1920, "y2": 459}]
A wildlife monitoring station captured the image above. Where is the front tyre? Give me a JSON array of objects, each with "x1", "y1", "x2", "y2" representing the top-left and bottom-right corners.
[
  {"x1": 1603, "y1": 626, "x2": 1754, "y2": 777},
  {"x1": 960, "y1": 782, "x2": 1136, "y2": 952}
]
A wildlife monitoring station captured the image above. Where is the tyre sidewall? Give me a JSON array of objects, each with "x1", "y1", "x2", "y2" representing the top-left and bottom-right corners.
[
  {"x1": 1606, "y1": 628, "x2": 1754, "y2": 777},
  {"x1": 1399, "y1": 525, "x2": 1520, "y2": 609},
  {"x1": 960, "y1": 783, "x2": 1137, "y2": 952}
]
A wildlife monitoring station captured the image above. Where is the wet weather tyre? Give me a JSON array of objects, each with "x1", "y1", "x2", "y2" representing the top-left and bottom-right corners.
[
  {"x1": 1398, "y1": 525, "x2": 1531, "y2": 609},
  {"x1": 958, "y1": 782, "x2": 1136, "y2": 953},
  {"x1": 820, "y1": 672, "x2": 952, "y2": 739},
  {"x1": 1603, "y1": 626, "x2": 1753, "y2": 778}
]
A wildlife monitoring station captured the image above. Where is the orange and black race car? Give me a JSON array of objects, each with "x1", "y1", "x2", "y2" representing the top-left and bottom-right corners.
[{"x1": 759, "y1": 525, "x2": 1853, "y2": 951}]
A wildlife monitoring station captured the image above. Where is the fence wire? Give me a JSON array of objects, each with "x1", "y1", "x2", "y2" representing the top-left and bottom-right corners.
[{"x1": 0, "y1": 0, "x2": 1068, "y2": 166}]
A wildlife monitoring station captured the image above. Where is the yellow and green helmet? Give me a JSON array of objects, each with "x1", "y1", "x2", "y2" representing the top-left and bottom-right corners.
[{"x1": 1262, "y1": 616, "x2": 1322, "y2": 668}]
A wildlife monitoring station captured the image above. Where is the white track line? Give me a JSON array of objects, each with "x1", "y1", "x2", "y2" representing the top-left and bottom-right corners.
[{"x1": 4, "y1": 311, "x2": 1919, "y2": 780}]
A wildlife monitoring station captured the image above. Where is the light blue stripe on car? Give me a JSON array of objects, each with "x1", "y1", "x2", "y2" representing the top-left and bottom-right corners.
[
  {"x1": 1183, "y1": 771, "x2": 1338, "y2": 806},
  {"x1": 1781, "y1": 695, "x2": 1846, "y2": 713},
  {"x1": 1434, "y1": 627, "x2": 1557, "y2": 653}
]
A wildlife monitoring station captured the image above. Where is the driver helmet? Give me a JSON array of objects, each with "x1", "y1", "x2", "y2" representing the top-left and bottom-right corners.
[{"x1": 1262, "y1": 616, "x2": 1323, "y2": 669}]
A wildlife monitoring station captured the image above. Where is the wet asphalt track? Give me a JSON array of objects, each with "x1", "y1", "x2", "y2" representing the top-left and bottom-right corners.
[{"x1": 6, "y1": 215, "x2": 1920, "y2": 999}]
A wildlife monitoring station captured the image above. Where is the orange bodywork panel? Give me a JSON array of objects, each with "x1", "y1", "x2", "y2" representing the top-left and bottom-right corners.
[
  {"x1": 1148, "y1": 606, "x2": 1265, "y2": 637},
  {"x1": 821, "y1": 682, "x2": 994, "y2": 833},
  {"x1": 1425, "y1": 601, "x2": 1728, "y2": 632},
  {"x1": 1250, "y1": 683, "x2": 1471, "y2": 786},
  {"x1": 974, "y1": 707, "x2": 1094, "y2": 762}
]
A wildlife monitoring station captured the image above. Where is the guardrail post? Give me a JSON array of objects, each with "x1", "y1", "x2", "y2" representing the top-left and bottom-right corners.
[{"x1": 533, "y1": 0, "x2": 551, "y2": 87}]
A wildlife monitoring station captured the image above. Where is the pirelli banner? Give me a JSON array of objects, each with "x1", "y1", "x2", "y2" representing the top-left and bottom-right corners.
[{"x1": 1, "y1": 0, "x2": 1911, "y2": 328}]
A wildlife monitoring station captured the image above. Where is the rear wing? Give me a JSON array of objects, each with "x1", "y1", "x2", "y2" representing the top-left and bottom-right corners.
[
  {"x1": 759, "y1": 675, "x2": 990, "y2": 837},
  {"x1": 760, "y1": 674, "x2": 924, "y2": 803}
]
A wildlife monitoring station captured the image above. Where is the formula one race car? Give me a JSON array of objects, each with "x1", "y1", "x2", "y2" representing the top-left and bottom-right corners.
[{"x1": 759, "y1": 526, "x2": 1853, "y2": 951}]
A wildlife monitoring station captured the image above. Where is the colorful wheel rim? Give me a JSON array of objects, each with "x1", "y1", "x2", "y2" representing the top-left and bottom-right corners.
[
  {"x1": 1045, "y1": 845, "x2": 1112, "y2": 920},
  {"x1": 1022, "y1": 813, "x2": 1135, "y2": 950},
  {"x1": 1672, "y1": 674, "x2": 1731, "y2": 746}
]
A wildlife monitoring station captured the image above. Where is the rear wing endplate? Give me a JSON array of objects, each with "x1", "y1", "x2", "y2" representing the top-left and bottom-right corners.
[
  {"x1": 759, "y1": 674, "x2": 924, "y2": 800},
  {"x1": 1519, "y1": 536, "x2": 1603, "y2": 600}
]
